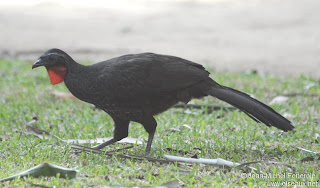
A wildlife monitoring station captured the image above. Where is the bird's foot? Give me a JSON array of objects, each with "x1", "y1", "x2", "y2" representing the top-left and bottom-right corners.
[
  {"x1": 72, "y1": 150, "x2": 84, "y2": 155},
  {"x1": 72, "y1": 147, "x2": 101, "y2": 155}
]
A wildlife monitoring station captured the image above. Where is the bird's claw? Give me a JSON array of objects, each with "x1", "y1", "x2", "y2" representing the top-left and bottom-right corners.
[{"x1": 72, "y1": 148, "x2": 101, "y2": 155}]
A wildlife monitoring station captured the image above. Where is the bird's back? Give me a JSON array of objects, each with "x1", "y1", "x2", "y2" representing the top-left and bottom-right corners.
[{"x1": 65, "y1": 53, "x2": 211, "y2": 119}]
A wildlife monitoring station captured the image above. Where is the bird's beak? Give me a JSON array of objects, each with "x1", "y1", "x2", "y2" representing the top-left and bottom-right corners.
[{"x1": 32, "y1": 59, "x2": 44, "y2": 69}]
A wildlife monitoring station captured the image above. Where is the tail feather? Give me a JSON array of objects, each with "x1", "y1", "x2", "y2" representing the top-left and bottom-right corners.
[{"x1": 208, "y1": 85, "x2": 294, "y2": 131}]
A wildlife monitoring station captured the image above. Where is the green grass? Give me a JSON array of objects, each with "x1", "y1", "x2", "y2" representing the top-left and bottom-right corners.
[{"x1": 0, "y1": 59, "x2": 319, "y2": 187}]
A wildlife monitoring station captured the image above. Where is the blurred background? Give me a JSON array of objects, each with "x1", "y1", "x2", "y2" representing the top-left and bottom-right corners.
[{"x1": 0, "y1": 0, "x2": 319, "y2": 78}]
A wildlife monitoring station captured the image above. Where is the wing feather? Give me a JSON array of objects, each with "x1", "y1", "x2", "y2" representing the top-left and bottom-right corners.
[{"x1": 92, "y1": 53, "x2": 209, "y2": 100}]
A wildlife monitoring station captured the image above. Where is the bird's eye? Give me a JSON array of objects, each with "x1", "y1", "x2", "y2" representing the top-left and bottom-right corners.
[{"x1": 48, "y1": 57, "x2": 54, "y2": 61}]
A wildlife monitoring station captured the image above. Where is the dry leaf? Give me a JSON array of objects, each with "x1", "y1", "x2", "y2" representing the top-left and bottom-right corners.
[
  {"x1": 269, "y1": 96, "x2": 289, "y2": 105},
  {"x1": 25, "y1": 118, "x2": 51, "y2": 140},
  {"x1": 184, "y1": 109, "x2": 199, "y2": 115},
  {"x1": 26, "y1": 125, "x2": 51, "y2": 140},
  {"x1": 0, "y1": 163, "x2": 77, "y2": 182},
  {"x1": 182, "y1": 124, "x2": 192, "y2": 130},
  {"x1": 160, "y1": 179, "x2": 180, "y2": 188},
  {"x1": 304, "y1": 82, "x2": 316, "y2": 90},
  {"x1": 301, "y1": 156, "x2": 320, "y2": 162},
  {"x1": 283, "y1": 113, "x2": 294, "y2": 119},
  {"x1": 50, "y1": 90, "x2": 76, "y2": 100},
  {"x1": 166, "y1": 128, "x2": 181, "y2": 133}
]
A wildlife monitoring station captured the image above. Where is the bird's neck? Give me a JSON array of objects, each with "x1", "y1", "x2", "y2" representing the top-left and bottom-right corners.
[{"x1": 63, "y1": 62, "x2": 96, "y2": 104}]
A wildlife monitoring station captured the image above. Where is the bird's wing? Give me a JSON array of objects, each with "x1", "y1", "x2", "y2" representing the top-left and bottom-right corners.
[{"x1": 95, "y1": 53, "x2": 210, "y2": 100}]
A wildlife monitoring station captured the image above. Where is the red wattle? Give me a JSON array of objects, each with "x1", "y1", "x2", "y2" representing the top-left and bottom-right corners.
[{"x1": 47, "y1": 66, "x2": 67, "y2": 85}]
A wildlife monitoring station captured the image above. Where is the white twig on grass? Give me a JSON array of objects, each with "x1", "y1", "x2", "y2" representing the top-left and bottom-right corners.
[
  {"x1": 295, "y1": 146, "x2": 319, "y2": 155},
  {"x1": 164, "y1": 155, "x2": 239, "y2": 166},
  {"x1": 164, "y1": 155, "x2": 258, "y2": 171}
]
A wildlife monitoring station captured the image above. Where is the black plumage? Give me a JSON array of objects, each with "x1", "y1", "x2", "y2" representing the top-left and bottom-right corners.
[{"x1": 32, "y1": 48, "x2": 294, "y2": 154}]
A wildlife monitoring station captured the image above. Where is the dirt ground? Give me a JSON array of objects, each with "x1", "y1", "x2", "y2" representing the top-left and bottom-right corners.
[{"x1": 0, "y1": 0, "x2": 319, "y2": 78}]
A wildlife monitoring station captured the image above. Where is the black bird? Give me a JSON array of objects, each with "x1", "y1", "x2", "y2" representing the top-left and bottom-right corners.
[{"x1": 32, "y1": 48, "x2": 294, "y2": 154}]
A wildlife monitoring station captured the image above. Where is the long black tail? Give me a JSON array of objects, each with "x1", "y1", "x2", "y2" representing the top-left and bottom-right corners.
[{"x1": 208, "y1": 84, "x2": 294, "y2": 131}]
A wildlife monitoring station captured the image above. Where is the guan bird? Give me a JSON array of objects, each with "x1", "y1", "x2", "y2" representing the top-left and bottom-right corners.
[{"x1": 32, "y1": 48, "x2": 294, "y2": 154}]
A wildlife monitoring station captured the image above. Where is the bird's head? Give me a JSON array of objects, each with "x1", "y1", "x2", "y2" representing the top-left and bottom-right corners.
[{"x1": 32, "y1": 48, "x2": 70, "y2": 85}]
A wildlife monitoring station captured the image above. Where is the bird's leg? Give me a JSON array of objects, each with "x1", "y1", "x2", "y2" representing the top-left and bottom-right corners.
[
  {"x1": 73, "y1": 139, "x2": 116, "y2": 154},
  {"x1": 92, "y1": 118, "x2": 130, "y2": 150},
  {"x1": 145, "y1": 129, "x2": 156, "y2": 155},
  {"x1": 139, "y1": 116, "x2": 157, "y2": 155},
  {"x1": 91, "y1": 138, "x2": 118, "y2": 150},
  {"x1": 74, "y1": 118, "x2": 129, "y2": 154}
]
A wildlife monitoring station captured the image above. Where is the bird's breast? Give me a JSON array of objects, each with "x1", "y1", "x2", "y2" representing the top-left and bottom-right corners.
[{"x1": 101, "y1": 103, "x2": 145, "y2": 120}]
